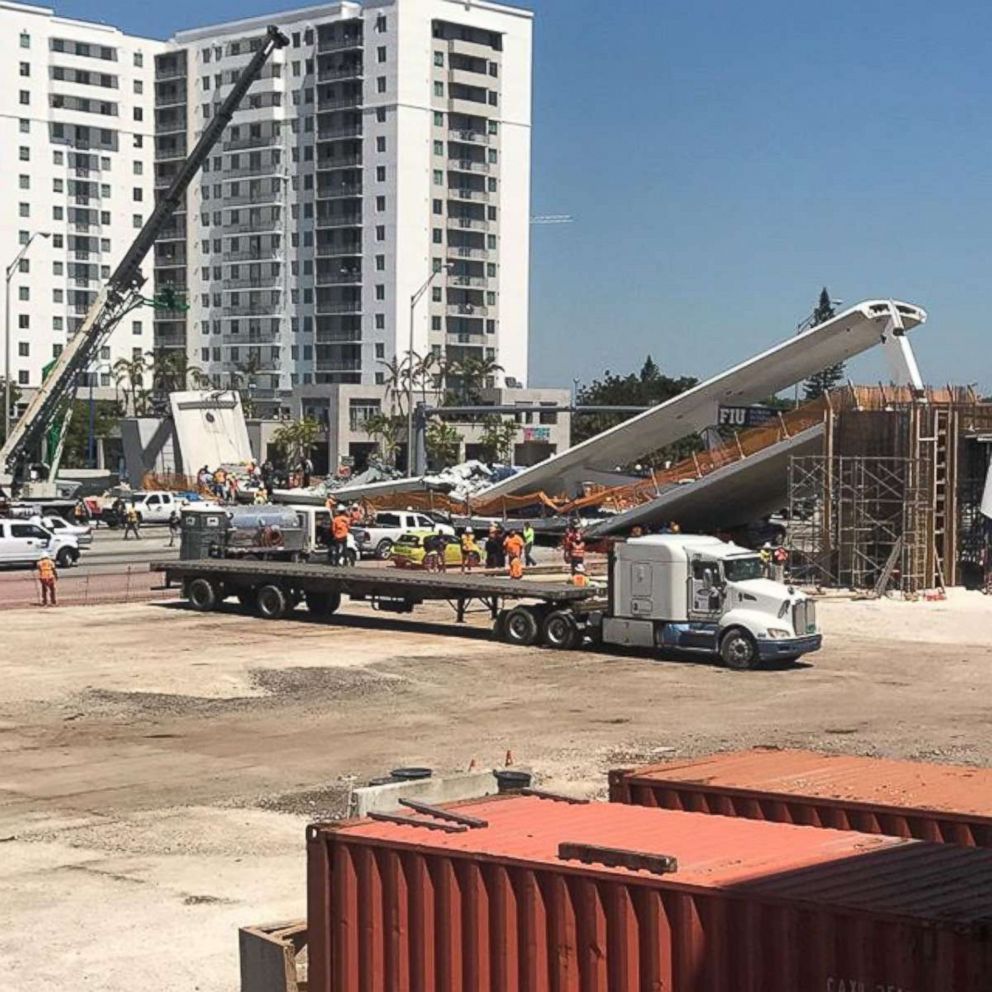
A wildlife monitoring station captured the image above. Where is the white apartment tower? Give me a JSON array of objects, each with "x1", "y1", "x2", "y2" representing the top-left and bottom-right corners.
[
  {"x1": 153, "y1": 0, "x2": 532, "y2": 408},
  {"x1": 0, "y1": 2, "x2": 164, "y2": 393}
]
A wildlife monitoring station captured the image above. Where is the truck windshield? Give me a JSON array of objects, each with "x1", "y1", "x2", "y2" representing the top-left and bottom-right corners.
[{"x1": 723, "y1": 556, "x2": 764, "y2": 582}]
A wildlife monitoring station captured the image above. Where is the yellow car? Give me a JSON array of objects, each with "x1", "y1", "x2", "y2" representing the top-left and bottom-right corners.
[{"x1": 389, "y1": 530, "x2": 479, "y2": 571}]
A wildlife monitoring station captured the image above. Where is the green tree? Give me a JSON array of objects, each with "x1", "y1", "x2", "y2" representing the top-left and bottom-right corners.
[
  {"x1": 477, "y1": 414, "x2": 518, "y2": 464},
  {"x1": 448, "y1": 354, "x2": 503, "y2": 405},
  {"x1": 113, "y1": 355, "x2": 148, "y2": 415},
  {"x1": 377, "y1": 354, "x2": 409, "y2": 418},
  {"x1": 573, "y1": 355, "x2": 700, "y2": 466},
  {"x1": 363, "y1": 411, "x2": 404, "y2": 467},
  {"x1": 61, "y1": 399, "x2": 122, "y2": 468},
  {"x1": 146, "y1": 349, "x2": 207, "y2": 396},
  {"x1": 425, "y1": 418, "x2": 462, "y2": 470},
  {"x1": 271, "y1": 417, "x2": 323, "y2": 468},
  {"x1": 803, "y1": 288, "x2": 845, "y2": 399},
  {"x1": 231, "y1": 356, "x2": 264, "y2": 417}
]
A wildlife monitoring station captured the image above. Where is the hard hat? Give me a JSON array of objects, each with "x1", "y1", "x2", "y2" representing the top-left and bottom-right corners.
[
  {"x1": 575, "y1": 563, "x2": 585, "y2": 573},
  {"x1": 465, "y1": 527, "x2": 473, "y2": 533}
]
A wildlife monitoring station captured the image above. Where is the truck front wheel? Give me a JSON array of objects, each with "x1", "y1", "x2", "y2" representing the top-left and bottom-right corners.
[
  {"x1": 541, "y1": 610, "x2": 580, "y2": 650},
  {"x1": 256, "y1": 584, "x2": 290, "y2": 620},
  {"x1": 502, "y1": 606, "x2": 539, "y2": 646},
  {"x1": 719, "y1": 628, "x2": 759, "y2": 670},
  {"x1": 187, "y1": 577, "x2": 219, "y2": 612}
]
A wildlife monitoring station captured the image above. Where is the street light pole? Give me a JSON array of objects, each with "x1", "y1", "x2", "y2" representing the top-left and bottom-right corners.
[
  {"x1": 4, "y1": 231, "x2": 50, "y2": 443},
  {"x1": 406, "y1": 264, "x2": 450, "y2": 473}
]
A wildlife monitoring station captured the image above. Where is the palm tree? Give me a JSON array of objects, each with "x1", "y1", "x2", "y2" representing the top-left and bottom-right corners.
[
  {"x1": 271, "y1": 417, "x2": 323, "y2": 469},
  {"x1": 112, "y1": 355, "x2": 148, "y2": 415},
  {"x1": 231, "y1": 356, "x2": 264, "y2": 416},
  {"x1": 146, "y1": 349, "x2": 204, "y2": 394},
  {"x1": 378, "y1": 354, "x2": 408, "y2": 418}
]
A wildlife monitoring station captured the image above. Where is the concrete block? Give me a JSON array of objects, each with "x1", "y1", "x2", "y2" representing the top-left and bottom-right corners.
[{"x1": 347, "y1": 770, "x2": 501, "y2": 818}]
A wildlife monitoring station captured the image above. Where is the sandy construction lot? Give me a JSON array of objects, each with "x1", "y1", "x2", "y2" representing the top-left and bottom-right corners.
[{"x1": 2, "y1": 590, "x2": 991, "y2": 990}]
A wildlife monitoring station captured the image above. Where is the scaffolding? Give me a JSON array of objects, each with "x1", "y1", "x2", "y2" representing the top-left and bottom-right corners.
[{"x1": 788, "y1": 454, "x2": 934, "y2": 594}]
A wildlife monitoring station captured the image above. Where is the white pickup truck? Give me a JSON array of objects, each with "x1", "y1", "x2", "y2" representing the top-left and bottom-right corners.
[
  {"x1": 351, "y1": 510, "x2": 455, "y2": 560},
  {"x1": 0, "y1": 519, "x2": 81, "y2": 568}
]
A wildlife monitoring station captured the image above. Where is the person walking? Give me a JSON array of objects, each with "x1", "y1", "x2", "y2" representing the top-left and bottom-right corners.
[
  {"x1": 36, "y1": 553, "x2": 58, "y2": 606},
  {"x1": 73, "y1": 499, "x2": 89, "y2": 526},
  {"x1": 167, "y1": 509, "x2": 181, "y2": 547},
  {"x1": 123, "y1": 504, "x2": 141, "y2": 540},
  {"x1": 484, "y1": 525, "x2": 501, "y2": 569},
  {"x1": 523, "y1": 522, "x2": 537, "y2": 567}
]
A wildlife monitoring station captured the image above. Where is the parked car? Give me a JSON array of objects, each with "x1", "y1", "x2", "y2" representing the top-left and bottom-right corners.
[
  {"x1": 351, "y1": 510, "x2": 455, "y2": 560},
  {"x1": 30, "y1": 514, "x2": 93, "y2": 548},
  {"x1": 390, "y1": 530, "x2": 476, "y2": 571},
  {"x1": 0, "y1": 519, "x2": 80, "y2": 568}
]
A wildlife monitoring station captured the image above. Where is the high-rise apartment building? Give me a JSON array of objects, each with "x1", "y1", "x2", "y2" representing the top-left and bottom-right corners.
[
  {"x1": 153, "y1": 0, "x2": 532, "y2": 411},
  {"x1": 0, "y1": 2, "x2": 164, "y2": 393}
]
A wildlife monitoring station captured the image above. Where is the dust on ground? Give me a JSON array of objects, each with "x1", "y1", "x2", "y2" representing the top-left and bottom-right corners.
[{"x1": 2, "y1": 589, "x2": 991, "y2": 991}]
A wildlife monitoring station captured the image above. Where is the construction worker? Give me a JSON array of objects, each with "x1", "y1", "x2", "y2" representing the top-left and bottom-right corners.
[
  {"x1": 330, "y1": 506, "x2": 351, "y2": 566},
  {"x1": 772, "y1": 544, "x2": 788, "y2": 582},
  {"x1": 759, "y1": 542, "x2": 773, "y2": 577},
  {"x1": 568, "y1": 530, "x2": 586, "y2": 575},
  {"x1": 254, "y1": 486, "x2": 268, "y2": 505},
  {"x1": 523, "y1": 522, "x2": 537, "y2": 567},
  {"x1": 36, "y1": 553, "x2": 58, "y2": 606},
  {"x1": 509, "y1": 554, "x2": 524, "y2": 580},
  {"x1": 168, "y1": 509, "x2": 181, "y2": 547},
  {"x1": 123, "y1": 504, "x2": 141, "y2": 540},
  {"x1": 503, "y1": 528, "x2": 524, "y2": 563},
  {"x1": 460, "y1": 527, "x2": 478, "y2": 573}
]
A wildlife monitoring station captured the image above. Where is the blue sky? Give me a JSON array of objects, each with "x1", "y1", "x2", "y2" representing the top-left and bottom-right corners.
[{"x1": 48, "y1": 0, "x2": 991, "y2": 391}]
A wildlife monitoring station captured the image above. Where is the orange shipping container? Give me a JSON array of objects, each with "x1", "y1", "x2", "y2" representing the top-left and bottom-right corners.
[
  {"x1": 609, "y1": 748, "x2": 992, "y2": 847},
  {"x1": 307, "y1": 794, "x2": 992, "y2": 992}
]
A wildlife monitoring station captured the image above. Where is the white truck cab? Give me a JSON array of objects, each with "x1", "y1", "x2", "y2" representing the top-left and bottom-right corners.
[
  {"x1": 0, "y1": 518, "x2": 81, "y2": 568},
  {"x1": 604, "y1": 535, "x2": 821, "y2": 669}
]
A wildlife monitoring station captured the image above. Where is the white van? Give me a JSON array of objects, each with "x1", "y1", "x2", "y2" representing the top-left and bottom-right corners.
[{"x1": 0, "y1": 519, "x2": 81, "y2": 568}]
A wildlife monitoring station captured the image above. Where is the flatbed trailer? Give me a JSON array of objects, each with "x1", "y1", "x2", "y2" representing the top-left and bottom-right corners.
[{"x1": 151, "y1": 559, "x2": 602, "y2": 647}]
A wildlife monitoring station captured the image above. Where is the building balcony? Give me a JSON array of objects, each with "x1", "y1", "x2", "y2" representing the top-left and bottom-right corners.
[
  {"x1": 222, "y1": 304, "x2": 281, "y2": 317},
  {"x1": 448, "y1": 97, "x2": 492, "y2": 118},
  {"x1": 222, "y1": 247, "x2": 282, "y2": 262},
  {"x1": 448, "y1": 37, "x2": 500, "y2": 60},
  {"x1": 316, "y1": 96, "x2": 363, "y2": 112},
  {"x1": 315, "y1": 242, "x2": 362, "y2": 257},
  {"x1": 451, "y1": 274, "x2": 489, "y2": 288},
  {"x1": 155, "y1": 64, "x2": 187, "y2": 81},
  {"x1": 223, "y1": 276, "x2": 281, "y2": 290},
  {"x1": 316, "y1": 154, "x2": 362, "y2": 170},
  {"x1": 446, "y1": 302, "x2": 489, "y2": 316},
  {"x1": 448, "y1": 127, "x2": 490, "y2": 145},
  {"x1": 448, "y1": 187, "x2": 490, "y2": 203},
  {"x1": 449, "y1": 67, "x2": 493, "y2": 88},
  {"x1": 317, "y1": 65, "x2": 363, "y2": 82},
  {"x1": 446, "y1": 216, "x2": 490, "y2": 231},
  {"x1": 315, "y1": 269, "x2": 361, "y2": 285},
  {"x1": 224, "y1": 161, "x2": 284, "y2": 179},
  {"x1": 222, "y1": 189, "x2": 284, "y2": 207},
  {"x1": 316, "y1": 182, "x2": 362, "y2": 199},
  {"x1": 315, "y1": 301, "x2": 362, "y2": 314},
  {"x1": 316, "y1": 213, "x2": 362, "y2": 228},
  {"x1": 448, "y1": 158, "x2": 490, "y2": 174},
  {"x1": 316, "y1": 126, "x2": 362, "y2": 141},
  {"x1": 221, "y1": 331, "x2": 281, "y2": 344},
  {"x1": 446, "y1": 244, "x2": 490, "y2": 259},
  {"x1": 224, "y1": 217, "x2": 283, "y2": 234},
  {"x1": 222, "y1": 134, "x2": 281, "y2": 152},
  {"x1": 318, "y1": 35, "x2": 363, "y2": 53}
]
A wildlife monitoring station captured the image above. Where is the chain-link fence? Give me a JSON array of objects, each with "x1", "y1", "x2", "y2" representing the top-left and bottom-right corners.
[{"x1": 0, "y1": 566, "x2": 179, "y2": 609}]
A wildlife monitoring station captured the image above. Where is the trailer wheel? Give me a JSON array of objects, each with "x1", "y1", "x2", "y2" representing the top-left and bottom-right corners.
[
  {"x1": 256, "y1": 583, "x2": 290, "y2": 620},
  {"x1": 502, "y1": 606, "x2": 539, "y2": 646},
  {"x1": 541, "y1": 610, "x2": 580, "y2": 650},
  {"x1": 719, "y1": 628, "x2": 759, "y2": 670},
  {"x1": 187, "y1": 577, "x2": 219, "y2": 612},
  {"x1": 305, "y1": 590, "x2": 341, "y2": 616}
]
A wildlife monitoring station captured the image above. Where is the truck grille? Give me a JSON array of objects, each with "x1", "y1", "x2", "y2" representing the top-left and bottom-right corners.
[{"x1": 793, "y1": 600, "x2": 817, "y2": 635}]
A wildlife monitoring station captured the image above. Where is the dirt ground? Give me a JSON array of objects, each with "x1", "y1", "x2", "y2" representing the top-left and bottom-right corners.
[{"x1": 2, "y1": 589, "x2": 992, "y2": 991}]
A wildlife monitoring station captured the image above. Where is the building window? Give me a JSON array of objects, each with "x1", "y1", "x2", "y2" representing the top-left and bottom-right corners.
[
  {"x1": 19, "y1": 90, "x2": 29, "y2": 105},
  {"x1": 19, "y1": 119, "x2": 29, "y2": 133},
  {"x1": 18, "y1": 314, "x2": 29, "y2": 328},
  {"x1": 376, "y1": 75, "x2": 386, "y2": 93},
  {"x1": 375, "y1": 14, "x2": 387, "y2": 31},
  {"x1": 19, "y1": 62, "x2": 29, "y2": 77},
  {"x1": 376, "y1": 135, "x2": 386, "y2": 152},
  {"x1": 375, "y1": 195, "x2": 386, "y2": 211},
  {"x1": 18, "y1": 371, "x2": 28, "y2": 385},
  {"x1": 133, "y1": 106, "x2": 143, "y2": 121},
  {"x1": 375, "y1": 343, "x2": 385, "y2": 358},
  {"x1": 134, "y1": 52, "x2": 143, "y2": 67},
  {"x1": 18, "y1": 203, "x2": 29, "y2": 218},
  {"x1": 18, "y1": 287, "x2": 29, "y2": 302},
  {"x1": 434, "y1": 51, "x2": 444, "y2": 67},
  {"x1": 433, "y1": 199, "x2": 443, "y2": 215},
  {"x1": 432, "y1": 228, "x2": 442, "y2": 244},
  {"x1": 433, "y1": 140, "x2": 443, "y2": 156},
  {"x1": 433, "y1": 169, "x2": 443, "y2": 185},
  {"x1": 375, "y1": 254, "x2": 385, "y2": 270},
  {"x1": 133, "y1": 214, "x2": 143, "y2": 228},
  {"x1": 488, "y1": 120, "x2": 498, "y2": 135},
  {"x1": 488, "y1": 177, "x2": 497, "y2": 192},
  {"x1": 18, "y1": 175, "x2": 29, "y2": 190},
  {"x1": 431, "y1": 316, "x2": 441, "y2": 331},
  {"x1": 433, "y1": 81, "x2": 444, "y2": 97},
  {"x1": 376, "y1": 165, "x2": 386, "y2": 182},
  {"x1": 132, "y1": 321, "x2": 142, "y2": 335},
  {"x1": 377, "y1": 45, "x2": 386, "y2": 62},
  {"x1": 376, "y1": 106, "x2": 386, "y2": 123},
  {"x1": 375, "y1": 313, "x2": 385, "y2": 329},
  {"x1": 431, "y1": 286, "x2": 442, "y2": 302},
  {"x1": 20, "y1": 31, "x2": 29, "y2": 48},
  {"x1": 375, "y1": 284, "x2": 385, "y2": 300},
  {"x1": 133, "y1": 187, "x2": 143, "y2": 201},
  {"x1": 375, "y1": 225, "x2": 385, "y2": 241},
  {"x1": 433, "y1": 111, "x2": 443, "y2": 126},
  {"x1": 134, "y1": 79, "x2": 143, "y2": 94},
  {"x1": 488, "y1": 148, "x2": 498, "y2": 163},
  {"x1": 134, "y1": 160, "x2": 143, "y2": 174}
]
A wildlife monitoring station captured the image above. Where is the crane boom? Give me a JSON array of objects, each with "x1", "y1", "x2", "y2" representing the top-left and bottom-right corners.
[{"x1": 1, "y1": 24, "x2": 289, "y2": 491}]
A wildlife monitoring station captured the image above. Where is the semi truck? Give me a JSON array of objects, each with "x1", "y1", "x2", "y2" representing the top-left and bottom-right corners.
[{"x1": 153, "y1": 534, "x2": 821, "y2": 670}]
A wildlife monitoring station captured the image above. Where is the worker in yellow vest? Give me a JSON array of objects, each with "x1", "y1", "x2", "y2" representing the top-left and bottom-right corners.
[{"x1": 36, "y1": 554, "x2": 58, "y2": 607}]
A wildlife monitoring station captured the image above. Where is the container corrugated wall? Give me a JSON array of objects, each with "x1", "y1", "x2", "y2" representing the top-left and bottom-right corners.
[
  {"x1": 306, "y1": 808, "x2": 992, "y2": 992},
  {"x1": 609, "y1": 749, "x2": 992, "y2": 847}
]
